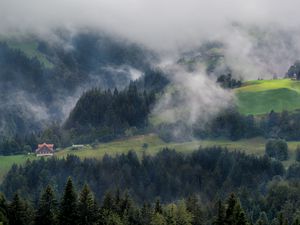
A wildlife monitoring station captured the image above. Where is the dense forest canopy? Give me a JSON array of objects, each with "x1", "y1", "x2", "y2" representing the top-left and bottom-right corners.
[{"x1": 1, "y1": 148, "x2": 300, "y2": 225}]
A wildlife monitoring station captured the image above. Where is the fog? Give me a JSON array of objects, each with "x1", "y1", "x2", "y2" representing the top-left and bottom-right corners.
[{"x1": 1, "y1": 0, "x2": 300, "y2": 134}]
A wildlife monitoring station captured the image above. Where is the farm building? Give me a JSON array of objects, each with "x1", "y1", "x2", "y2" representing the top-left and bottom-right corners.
[{"x1": 35, "y1": 143, "x2": 54, "y2": 157}]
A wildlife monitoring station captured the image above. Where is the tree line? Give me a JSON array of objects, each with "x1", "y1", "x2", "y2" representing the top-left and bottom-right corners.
[{"x1": 1, "y1": 176, "x2": 300, "y2": 225}]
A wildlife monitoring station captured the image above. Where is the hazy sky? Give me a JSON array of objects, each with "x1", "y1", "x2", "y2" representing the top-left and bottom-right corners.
[{"x1": 1, "y1": 0, "x2": 300, "y2": 51}]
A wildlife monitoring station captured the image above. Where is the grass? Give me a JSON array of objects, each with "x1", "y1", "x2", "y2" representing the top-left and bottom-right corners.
[
  {"x1": 235, "y1": 79, "x2": 300, "y2": 115},
  {"x1": 0, "y1": 36, "x2": 54, "y2": 69},
  {"x1": 6, "y1": 41, "x2": 54, "y2": 69},
  {"x1": 1, "y1": 134, "x2": 300, "y2": 183},
  {"x1": 0, "y1": 154, "x2": 35, "y2": 182}
]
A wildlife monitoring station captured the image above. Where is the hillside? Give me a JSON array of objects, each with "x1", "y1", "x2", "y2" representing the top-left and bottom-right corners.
[
  {"x1": 2, "y1": 134, "x2": 300, "y2": 183},
  {"x1": 235, "y1": 79, "x2": 300, "y2": 115}
]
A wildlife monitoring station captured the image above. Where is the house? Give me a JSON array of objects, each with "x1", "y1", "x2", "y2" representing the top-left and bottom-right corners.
[
  {"x1": 71, "y1": 144, "x2": 85, "y2": 150},
  {"x1": 35, "y1": 143, "x2": 54, "y2": 157}
]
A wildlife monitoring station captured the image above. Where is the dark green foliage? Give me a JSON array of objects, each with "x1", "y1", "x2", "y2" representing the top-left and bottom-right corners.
[
  {"x1": 64, "y1": 84, "x2": 155, "y2": 143},
  {"x1": 78, "y1": 184, "x2": 99, "y2": 225},
  {"x1": 217, "y1": 73, "x2": 242, "y2": 89},
  {"x1": 2, "y1": 148, "x2": 284, "y2": 204},
  {"x1": 286, "y1": 61, "x2": 300, "y2": 78},
  {"x1": 1, "y1": 161, "x2": 300, "y2": 225},
  {"x1": 36, "y1": 185, "x2": 58, "y2": 225},
  {"x1": 59, "y1": 177, "x2": 78, "y2": 225},
  {"x1": 296, "y1": 146, "x2": 300, "y2": 162},
  {"x1": 0, "y1": 194, "x2": 8, "y2": 225},
  {"x1": 8, "y1": 193, "x2": 34, "y2": 225},
  {"x1": 185, "y1": 195, "x2": 203, "y2": 225},
  {"x1": 265, "y1": 139, "x2": 288, "y2": 161},
  {"x1": 214, "y1": 200, "x2": 226, "y2": 225},
  {"x1": 256, "y1": 212, "x2": 269, "y2": 225}
]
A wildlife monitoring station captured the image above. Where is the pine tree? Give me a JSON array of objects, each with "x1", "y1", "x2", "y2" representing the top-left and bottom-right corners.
[
  {"x1": 186, "y1": 195, "x2": 203, "y2": 225},
  {"x1": 256, "y1": 212, "x2": 269, "y2": 225},
  {"x1": 233, "y1": 202, "x2": 248, "y2": 225},
  {"x1": 0, "y1": 194, "x2": 8, "y2": 225},
  {"x1": 59, "y1": 177, "x2": 78, "y2": 225},
  {"x1": 78, "y1": 184, "x2": 98, "y2": 225},
  {"x1": 155, "y1": 199, "x2": 163, "y2": 214},
  {"x1": 214, "y1": 200, "x2": 226, "y2": 225},
  {"x1": 36, "y1": 185, "x2": 58, "y2": 225},
  {"x1": 8, "y1": 193, "x2": 34, "y2": 225},
  {"x1": 176, "y1": 201, "x2": 193, "y2": 225},
  {"x1": 150, "y1": 213, "x2": 167, "y2": 225},
  {"x1": 140, "y1": 202, "x2": 153, "y2": 225},
  {"x1": 225, "y1": 193, "x2": 238, "y2": 225}
]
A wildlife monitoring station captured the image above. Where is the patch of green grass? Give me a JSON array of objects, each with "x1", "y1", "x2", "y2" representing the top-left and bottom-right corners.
[
  {"x1": 0, "y1": 38, "x2": 54, "y2": 69},
  {"x1": 7, "y1": 41, "x2": 54, "y2": 69},
  {"x1": 1, "y1": 134, "x2": 300, "y2": 183},
  {"x1": 0, "y1": 154, "x2": 35, "y2": 181},
  {"x1": 235, "y1": 79, "x2": 300, "y2": 115}
]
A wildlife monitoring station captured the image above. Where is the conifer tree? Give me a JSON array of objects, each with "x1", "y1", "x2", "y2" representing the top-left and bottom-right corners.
[
  {"x1": 36, "y1": 185, "x2": 58, "y2": 225},
  {"x1": 225, "y1": 193, "x2": 238, "y2": 225},
  {"x1": 151, "y1": 213, "x2": 167, "y2": 225},
  {"x1": 214, "y1": 200, "x2": 226, "y2": 225},
  {"x1": 8, "y1": 193, "x2": 34, "y2": 225},
  {"x1": 233, "y1": 202, "x2": 248, "y2": 225},
  {"x1": 186, "y1": 195, "x2": 203, "y2": 225},
  {"x1": 78, "y1": 184, "x2": 98, "y2": 225},
  {"x1": 59, "y1": 177, "x2": 78, "y2": 225},
  {"x1": 256, "y1": 212, "x2": 269, "y2": 225},
  {"x1": 155, "y1": 199, "x2": 163, "y2": 214},
  {"x1": 140, "y1": 202, "x2": 153, "y2": 225},
  {"x1": 0, "y1": 194, "x2": 8, "y2": 225}
]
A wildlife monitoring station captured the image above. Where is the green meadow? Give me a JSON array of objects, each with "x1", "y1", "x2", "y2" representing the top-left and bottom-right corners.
[
  {"x1": 235, "y1": 79, "x2": 300, "y2": 115},
  {"x1": 1, "y1": 134, "x2": 300, "y2": 183}
]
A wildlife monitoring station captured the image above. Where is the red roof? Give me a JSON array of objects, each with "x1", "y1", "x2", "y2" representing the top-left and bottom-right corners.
[
  {"x1": 38, "y1": 143, "x2": 54, "y2": 149},
  {"x1": 36, "y1": 143, "x2": 54, "y2": 153}
]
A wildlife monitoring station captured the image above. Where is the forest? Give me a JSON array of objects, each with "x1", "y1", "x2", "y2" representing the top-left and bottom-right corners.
[{"x1": 1, "y1": 147, "x2": 300, "y2": 225}]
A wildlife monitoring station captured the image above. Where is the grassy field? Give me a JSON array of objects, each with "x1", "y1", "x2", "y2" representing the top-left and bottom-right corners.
[
  {"x1": 235, "y1": 79, "x2": 300, "y2": 115},
  {"x1": 1, "y1": 134, "x2": 300, "y2": 183}
]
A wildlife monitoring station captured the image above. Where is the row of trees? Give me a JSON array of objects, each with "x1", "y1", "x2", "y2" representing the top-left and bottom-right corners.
[
  {"x1": 191, "y1": 109, "x2": 300, "y2": 141},
  {"x1": 1, "y1": 177, "x2": 300, "y2": 225},
  {"x1": 1, "y1": 148, "x2": 284, "y2": 203}
]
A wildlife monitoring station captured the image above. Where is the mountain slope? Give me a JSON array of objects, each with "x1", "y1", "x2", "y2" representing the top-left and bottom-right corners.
[{"x1": 235, "y1": 79, "x2": 300, "y2": 115}]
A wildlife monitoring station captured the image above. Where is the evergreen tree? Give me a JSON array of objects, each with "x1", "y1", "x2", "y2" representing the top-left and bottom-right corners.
[
  {"x1": 233, "y1": 202, "x2": 248, "y2": 225},
  {"x1": 36, "y1": 185, "x2": 58, "y2": 225},
  {"x1": 151, "y1": 213, "x2": 167, "y2": 225},
  {"x1": 59, "y1": 177, "x2": 78, "y2": 225},
  {"x1": 8, "y1": 193, "x2": 34, "y2": 225},
  {"x1": 0, "y1": 194, "x2": 8, "y2": 225},
  {"x1": 214, "y1": 200, "x2": 226, "y2": 225},
  {"x1": 140, "y1": 202, "x2": 153, "y2": 225},
  {"x1": 186, "y1": 195, "x2": 203, "y2": 225},
  {"x1": 225, "y1": 193, "x2": 238, "y2": 225},
  {"x1": 256, "y1": 212, "x2": 269, "y2": 225},
  {"x1": 176, "y1": 201, "x2": 193, "y2": 225},
  {"x1": 78, "y1": 184, "x2": 98, "y2": 225},
  {"x1": 155, "y1": 199, "x2": 163, "y2": 214}
]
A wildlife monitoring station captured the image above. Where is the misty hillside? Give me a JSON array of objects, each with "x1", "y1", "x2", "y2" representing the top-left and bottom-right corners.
[{"x1": 0, "y1": 32, "x2": 160, "y2": 138}]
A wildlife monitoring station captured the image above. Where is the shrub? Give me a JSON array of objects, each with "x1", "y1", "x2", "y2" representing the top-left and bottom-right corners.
[{"x1": 265, "y1": 139, "x2": 288, "y2": 161}]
